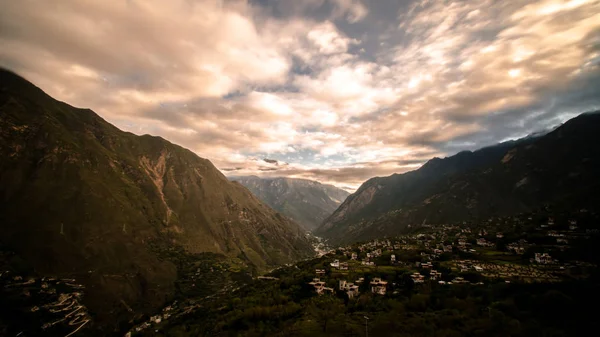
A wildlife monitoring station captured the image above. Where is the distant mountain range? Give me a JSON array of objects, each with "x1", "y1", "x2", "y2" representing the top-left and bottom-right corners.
[
  {"x1": 0, "y1": 69, "x2": 312, "y2": 326},
  {"x1": 230, "y1": 176, "x2": 349, "y2": 231},
  {"x1": 316, "y1": 111, "x2": 600, "y2": 244}
]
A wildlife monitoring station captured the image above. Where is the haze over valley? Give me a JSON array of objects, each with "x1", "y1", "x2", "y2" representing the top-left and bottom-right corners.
[{"x1": 230, "y1": 176, "x2": 350, "y2": 231}]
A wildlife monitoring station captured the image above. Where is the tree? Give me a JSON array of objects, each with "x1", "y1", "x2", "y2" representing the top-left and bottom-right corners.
[{"x1": 307, "y1": 296, "x2": 344, "y2": 333}]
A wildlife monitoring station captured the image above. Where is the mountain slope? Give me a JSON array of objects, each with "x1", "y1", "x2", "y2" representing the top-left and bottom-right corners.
[
  {"x1": 316, "y1": 112, "x2": 600, "y2": 244},
  {"x1": 0, "y1": 69, "x2": 312, "y2": 326},
  {"x1": 230, "y1": 176, "x2": 350, "y2": 231}
]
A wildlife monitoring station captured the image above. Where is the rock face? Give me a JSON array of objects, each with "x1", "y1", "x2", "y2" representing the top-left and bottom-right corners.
[
  {"x1": 230, "y1": 176, "x2": 350, "y2": 231},
  {"x1": 0, "y1": 69, "x2": 312, "y2": 326},
  {"x1": 317, "y1": 111, "x2": 600, "y2": 244}
]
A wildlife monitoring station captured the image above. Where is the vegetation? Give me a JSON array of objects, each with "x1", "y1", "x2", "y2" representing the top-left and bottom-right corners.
[
  {"x1": 152, "y1": 258, "x2": 600, "y2": 337},
  {"x1": 318, "y1": 111, "x2": 600, "y2": 245},
  {"x1": 0, "y1": 68, "x2": 312, "y2": 330},
  {"x1": 141, "y1": 209, "x2": 600, "y2": 336},
  {"x1": 2, "y1": 70, "x2": 600, "y2": 336},
  {"x1": 231, "y1": 176, "x2": 350, "y2": 231}
]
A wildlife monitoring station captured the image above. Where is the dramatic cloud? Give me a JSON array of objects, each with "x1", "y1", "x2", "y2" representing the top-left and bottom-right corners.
[{"x1": 1, "y1": 0, "x2": 599, "y2": 191}]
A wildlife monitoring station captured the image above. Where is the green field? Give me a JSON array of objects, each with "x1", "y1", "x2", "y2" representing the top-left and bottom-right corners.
[{"x1": 478, "y1": 248, "x2": 525, "y2": 264}]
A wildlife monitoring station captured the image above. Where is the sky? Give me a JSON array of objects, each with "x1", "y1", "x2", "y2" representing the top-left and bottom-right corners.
[{"x1": 1, "y1": 0, "x2": 599, "y2": 191}]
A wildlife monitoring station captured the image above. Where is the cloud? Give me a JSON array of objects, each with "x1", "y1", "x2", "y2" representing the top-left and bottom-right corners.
[
  {"x1": 1, "y1": 0, "x2": 599, "y2": 191},
  {"x1": 255, "y1": 0, "x2": 368, "y2": 23},
  {"x1": 0, "y1": 0, "x2": 290, "y2": 111},
  {"x1": 330, "y1": 0, "x2": 368, "y2": 23}
]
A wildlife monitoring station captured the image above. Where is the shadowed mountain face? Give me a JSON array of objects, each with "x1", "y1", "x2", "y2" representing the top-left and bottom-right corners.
[
  {"x1": 0, "y1": 69, "x2": 312, "y2": 326},
  {"x1": 316, "y1": 112, "x2": 600, "y2": 244},
  {"x1": 230, "y1": 176, "x2": 350, "y2": 231}
]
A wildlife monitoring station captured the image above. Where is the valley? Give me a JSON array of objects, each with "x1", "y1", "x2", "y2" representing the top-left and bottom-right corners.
[
  {"x1": 3, "y1": 0, "x2": 600, "y2": 335},
  {"x1": 1, "y1": 72, "x2": 600, "y2": 336},
  {"x1": 133, "y1": 208, "x2": 600, "y2": 336},
  {"x1": 230, "y1": 176, "x2": 350, "y2": 231},
  {"x1": 0, "y1": 69, "x2": 312, "y2": 335}
]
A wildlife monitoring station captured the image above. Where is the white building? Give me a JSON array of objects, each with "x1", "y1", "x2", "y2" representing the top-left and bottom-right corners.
[{"x1": 370, "y1": 278, "x2": 388, "y2": 295}]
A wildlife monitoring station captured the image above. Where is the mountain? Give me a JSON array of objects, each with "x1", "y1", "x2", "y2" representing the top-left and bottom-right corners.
[
  {"x1": 316, "y1": 111, "x2": 600, "y2": 244},
  {"x1": 229, "y1": 176, "x2": 350, "y2": 231},
  {"x1": 0, "y1": 69, "x2": 312, "y2": 328}
]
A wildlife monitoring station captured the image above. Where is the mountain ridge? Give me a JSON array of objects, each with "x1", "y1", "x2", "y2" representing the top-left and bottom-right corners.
[
  {"x1": 0, "y1": 68, "x2": 313, "y2": 327},
  {"x1": 316, "y1": 111, "x2": 600, "y2": 244},
  {"x1": 229, "y1": 175, "x2": 350, "y2": 231}
]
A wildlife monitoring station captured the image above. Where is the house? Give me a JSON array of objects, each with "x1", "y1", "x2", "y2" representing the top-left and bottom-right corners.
[
  {"x1": 317, "y1": 286, "x2": 335, "y2": 295},
  {"x1": 356, "y1": 277, "x2": 365, "y2": 284},
  {"x1": 339, "y1": 262, "x2": 349, "y2": 270},
  {"x1": 452, "y1": 277, "x2": 468, "y2": 284},
  {"x1": 421, "y1": 261, "x2": 433, "y2": 269},
  {"x1": 351, "y1": 252, "x2": 358, "y2": 260},
  {"x1": 458, "y1": 263, "x2": 470, "y2": 272},
  {"x1": 410, "y1": 273, "x2": 425, "y2": 284},
  {"x1": 346, "y1": 284, "x2": 360, "y2": 298},
  {"x1": 309, "y1": 278, "x2": 333, "y2": 295},
  {"x1": 370, "y1": 278, "x2": 388, "y2": 295},
  {"x1": 315, "y1": 269, "x2": 326, "y2": 275},
  {"x1": 496, "y1": 232, "x2": 504, "y2": 239},
  {"x1": 309, "y1": 278, "x2": 326, "y2": 288},
  {"x1": 534, "y1": 253, "x2": 553, "y2": 264},
  {"x1": 390, "y1": 254, "x2": 396, "y2": 263},
  {"x1": 339, "y1": 280, "x2": 360, "y2": 298},
  {"x1": 429, "y1": 270, "x2": 441, "y2": 280},
  {"x1": 330, "y1": 260, "x2": 340, "y2": 268},
  {"x1": 509, "y1": 245, "x2": 524, "y2": 254}
]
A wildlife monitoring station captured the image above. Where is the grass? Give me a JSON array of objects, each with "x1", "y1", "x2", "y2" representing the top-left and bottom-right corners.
[
  {"x1": 478, "y1": 248, "x2": 525, "y2": 265},
  {"x1": 375, "y1": 265, "x2": 401, "y2": 273}
]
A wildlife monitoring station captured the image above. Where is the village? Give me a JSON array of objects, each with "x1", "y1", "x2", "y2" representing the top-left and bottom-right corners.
[
  {"x1": 306, "y1": 210, "x2": 598, "y2": 298},
  {"x1": 3, "y1": 209, "x2": 597, "y2": 336},
  {"x1": 101, "y1": 210, "x2": 600, "y2": 335}
]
